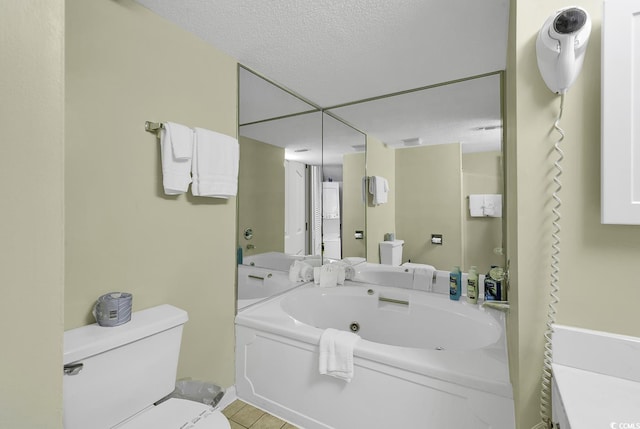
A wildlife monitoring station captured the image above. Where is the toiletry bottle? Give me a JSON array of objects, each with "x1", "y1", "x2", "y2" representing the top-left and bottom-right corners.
[
  {"x1": 467, "y1": 266, "x2": 478, "y2": 304},
  {"x1": 449, "y1": 266, "x2": 462, "y2": 301},
  {"x1": 485, "y1": 265, "x2": 506, "y2": 301},
  {"x1": 490, "y1": 266, "x2": 505, "y2": 300}
]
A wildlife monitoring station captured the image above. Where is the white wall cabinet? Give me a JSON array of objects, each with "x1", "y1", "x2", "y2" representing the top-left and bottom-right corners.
[{"x1": 601, "y1": 0, "x2": 640, "y2": 224}]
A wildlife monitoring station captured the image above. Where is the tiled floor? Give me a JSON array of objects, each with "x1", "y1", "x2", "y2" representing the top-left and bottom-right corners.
[{"x1": 222, "y1": 400, "x2": 300, "y2": 429}]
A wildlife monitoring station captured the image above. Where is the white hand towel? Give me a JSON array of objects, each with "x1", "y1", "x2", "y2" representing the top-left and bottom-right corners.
[
  {"x1": 319, "y1": 264, "x2": 337, "y2": 288},
  {"x1": 160, "y1": 122, "x2": 194, "y2": 195},
  {"x1": 469, "y1": 194, "x2": 485, "y2": 217},
  {"x1": 402, "y1": 263, "x2": 436, "y2": 292},
  {"x1": 433, "y1": 270, "x2": 452, "y2": 294},
  {"x1": 192, "y1": 127, "x2": 239, "y2": 198},
  {"x1": 369, "y1": 176, "x2": 389, "y2": 205},
  {"x1": 484, "y1": 194, "x2": 503, "y2": 218},
  {"x1": 318, "y1": 328, "x2": 360, "y2": 382},
  {"x1": 329, "y1": 261, "x2": 355, "y2": 280},
  {"x1": 361, "y1": 176, "x2": 369, "y2": 203}
]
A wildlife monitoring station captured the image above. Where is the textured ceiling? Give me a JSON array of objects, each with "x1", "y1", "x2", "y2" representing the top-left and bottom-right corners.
[
  {"x1": 134, "y1": 0, "x2": 509, "y2": 163},
  {"x1": 134, "y1": 0, "x2": 509, "y2": 107}
]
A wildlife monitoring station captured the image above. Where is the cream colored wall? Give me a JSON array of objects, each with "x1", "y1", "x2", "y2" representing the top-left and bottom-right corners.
[
  {"x1": 462, "y1": 151, "x2": 504, "y2": 273},
  {"x1": 365, "y1": 136, "x2": 396, "y2": 263},
  {"x1": 342, "y1": 152, "x2": 366, "y2": 258},
  {"x1": 395, "y1": 144, "x2": 463, "y2": 269},
  {"x1": 0, "y1": 2, "x2": 65, "y2": 428},
  {"x1": 66, "y1": 0, "x2": 237, "y2": 388},
  {"x1": 238, "y1": 136, "x2": 285, "y2": 257},
  {"x1": 508, "y1": 1, "x2": 640, "y2": 427}
]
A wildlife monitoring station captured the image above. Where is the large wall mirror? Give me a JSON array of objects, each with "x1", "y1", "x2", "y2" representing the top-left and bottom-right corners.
[
  {"x1": 237, "y1": 66, "x2": 367, "y2": 310},
  {"x1": 328, "y1": 73, "x2": 505, "y2": 274},
  {"x1": 237, "y1": 65, "x2": 505, "y2": 310}
]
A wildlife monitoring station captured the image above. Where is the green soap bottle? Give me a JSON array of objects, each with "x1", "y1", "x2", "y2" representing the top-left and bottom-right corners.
[{"x1": 467, "y1": 266, "x2": 478, "y2": 304}]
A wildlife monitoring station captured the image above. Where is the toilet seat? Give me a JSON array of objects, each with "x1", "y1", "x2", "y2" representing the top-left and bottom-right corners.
[{"x1": 115, "y1": 398, "x2": 230, "y2": 429}]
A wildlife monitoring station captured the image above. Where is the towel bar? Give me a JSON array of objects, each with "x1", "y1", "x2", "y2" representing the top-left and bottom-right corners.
[
  {"x1": 145, "y1": 121, "x2": 164, "y2": 133},
  {"x1": 248, "y1": 274, "x2": 272, "y2": 280}
]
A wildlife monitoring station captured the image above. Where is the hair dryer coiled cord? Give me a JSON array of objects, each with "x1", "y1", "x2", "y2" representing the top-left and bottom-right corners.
[{"x1": 532, "y1": 94, "x2": 565, "y2": 429}]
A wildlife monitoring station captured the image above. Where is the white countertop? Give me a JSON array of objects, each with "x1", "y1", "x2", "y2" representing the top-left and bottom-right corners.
[{"x1": 553, "y1": 363, "x2": 640, "y2": 428}]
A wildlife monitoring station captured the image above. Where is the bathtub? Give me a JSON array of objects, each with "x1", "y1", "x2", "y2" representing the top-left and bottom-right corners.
[
  {"x1": 242, "y1": 252, "x2": 365, "y2": 273},
  {"x1": 235, "y1": 282, "x2": 515, "y2": 429},
  {"x1": 237, "y1": 265, "x2": 304, "y2": 310},
  {"x1": 241, "y1": 252, "x2": 305, "y2": 272}
]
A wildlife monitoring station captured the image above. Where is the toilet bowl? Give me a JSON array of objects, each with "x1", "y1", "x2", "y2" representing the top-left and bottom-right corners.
[{"x1": 63, "y1": 304, "x2": 230, "y2": 429}]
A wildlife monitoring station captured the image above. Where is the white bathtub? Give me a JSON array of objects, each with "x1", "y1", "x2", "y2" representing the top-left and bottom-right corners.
[
  {"x1": 235, "y1": 283, "x2": 515, "y2": 429},
  {"x1": 237, "y1": 265, "x2": 304, "y2": 310},
  {"x1": 242, "y1": 252, "x2": 305, "y2": 272},
  {"x1": 242, "y1": 252, "x2": 364, "y2": 273}
]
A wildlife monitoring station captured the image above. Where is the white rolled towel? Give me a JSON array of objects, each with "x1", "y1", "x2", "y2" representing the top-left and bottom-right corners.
[
  {"x1": 299, "y1": 262, "x2": 314, "y2": 282},
  {"x1": 328, "y1": 260, "x2": 355, "y2": 280},
  {"x1": 289, "y1": 261, "x2": 302, "y2": 282}
]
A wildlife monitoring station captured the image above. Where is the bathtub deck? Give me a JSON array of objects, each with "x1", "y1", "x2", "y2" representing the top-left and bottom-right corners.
[{"x1": 223, "y1": 400, "x2": 299, "y2": 429}]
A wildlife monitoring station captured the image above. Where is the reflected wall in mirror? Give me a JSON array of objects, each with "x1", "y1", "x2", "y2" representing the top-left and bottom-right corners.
[
  {"x1": 238, "y1": 66, "x2": 320, "y2": 263},
  {"x1": 321, "y1": 113, "x2": 367, "y2": 260},
  {"x1": 237, "y1": 66, "x2": 366, "y2": 310},
  {"x1": 328, "y1": 73, "x2": 505, "y2": 274}
]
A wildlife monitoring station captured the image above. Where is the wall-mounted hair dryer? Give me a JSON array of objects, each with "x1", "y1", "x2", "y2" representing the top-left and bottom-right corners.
[{"x1": 536, "y1": 6, "x2": 591, "y2": 94}]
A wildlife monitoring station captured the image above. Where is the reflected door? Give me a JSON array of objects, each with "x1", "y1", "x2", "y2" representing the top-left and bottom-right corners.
[{"x1": 285, "y1": 160, "x2": 306, "y2": 255}]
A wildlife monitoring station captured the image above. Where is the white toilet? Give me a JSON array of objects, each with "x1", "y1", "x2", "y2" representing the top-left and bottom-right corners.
[
  {"x1": 379, "y1": 239, "x2": 404, "y2": 266},
  {"x1": 63, "y1": 304, "x2": 230, "y2": 429}
]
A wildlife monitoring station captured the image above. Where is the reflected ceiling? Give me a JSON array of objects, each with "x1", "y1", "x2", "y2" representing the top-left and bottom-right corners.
[{"x1": 136, "y1": 1, "x2": 507, "y2": 160}]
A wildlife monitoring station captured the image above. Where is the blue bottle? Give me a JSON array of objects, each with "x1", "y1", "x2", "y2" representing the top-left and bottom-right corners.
[{"x1": 449, "y1": 266, "x2": 462, "y2": 301}]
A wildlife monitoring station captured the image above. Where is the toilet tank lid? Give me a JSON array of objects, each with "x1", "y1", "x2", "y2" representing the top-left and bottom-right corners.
[
  {"x1": 379, "y1": 240, "x2": 404, "y2": 247},
  {"x1": 64, "y1": 304, "x2": 188, "y2": 365}
]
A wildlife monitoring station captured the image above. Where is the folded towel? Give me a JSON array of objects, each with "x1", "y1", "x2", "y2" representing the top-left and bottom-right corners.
[
  {"x1": 433, "y1": 270, "x2": 452, "y2": 294},
  {"x1": 402, "y1": 263, "x2": 436, "y2": 292},
  {"x1": 192, "y1": 127, "x2": 239, "y2": 198},
  {"x1": 317, "y1": 263, "x2": 346, "y2": 287},
  {"x1": 319, "y1": 264, "x2": 339, "y2": 287},
  {"x1": 361, "y1": 176, "x2": 368, "y2": 203},
  {"x1": 484, "y1": 194, "x2": 502, "y2": 217},
  {"x1": 319, "y1": 328, "x2": 360, "y2": 382},
  {"x1": 289, "y1": 260, "x2": 314, "y2": 282},
  {"x1": 369, "y1": 176, "x2": 389, "y2": 205},
  {"x1": 469, "y1": 194, "x2": 503, "y2": 217},
  {"x1": 469, "y1": 194, "x2": 485, "y2": 217},
  {"x1": 160, "y1": 122, "x2": 194, "y2": 195}
]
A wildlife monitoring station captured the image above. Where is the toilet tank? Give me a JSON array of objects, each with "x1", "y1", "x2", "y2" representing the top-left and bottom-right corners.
[
  {"x1": 63, "y1": 304, "x2": 188, "y2": 429},
  {"x1": 379, "y1": 240, "x2": 404, "y2": 266}
]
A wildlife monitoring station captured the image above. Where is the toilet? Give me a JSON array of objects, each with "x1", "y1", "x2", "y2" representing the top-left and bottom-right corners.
[
  {"x1": 379, "y1": 239, "x2": 404, "y2": 266},
  {"x1": 63, "y1": 304, "x2": 230, "y2": 429}
]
